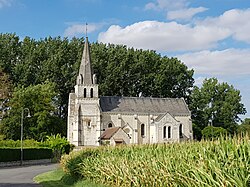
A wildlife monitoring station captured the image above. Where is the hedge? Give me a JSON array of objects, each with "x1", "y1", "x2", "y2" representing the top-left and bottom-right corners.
[{"x1": 0, "y1": 148, "x2": 52, "y2": 162}]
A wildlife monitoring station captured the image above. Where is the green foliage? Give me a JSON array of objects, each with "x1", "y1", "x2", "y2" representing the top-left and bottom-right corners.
[
  {"x1": 23, "y1": 148, "x2": 53, "y2": 161},
  {"x1": 0, "y1": 33, "x2": 21, "y2": 76},
  {"x1": 43, "y1": 134, "x2": 72, "y2": 161},
  {"x1": 0, "y1": 147, "x2": 52, "y2": 162},
  {"x1": 192, "y1": 123, "x2": 202, "y2": 140},
  {"x1": 61, "y1": 136, "x2": 250, "y2": 187},
  {"x1": 1, "y1": 81, "x2": 65, "y2": 140},
  {"x1": 0, "y1": 148, "x2": 21, "y2": 162},
  {"x1": 0, "y1": 68, "x2": 12, "y2": 125},
  {"x1": 0, "y1": 137, "x2": 73, "y2": 161},
  {"x1": 0, "y1": 139, "x2": 42, "y2": 148},
  {"x1": 190, "y1": 78, "x2": 246, "y2": 139},
  {"x1": 201, "y1": 126, "x2": 227, "y2": 139},
  {"x1": 91, "y1": 44, "x2": 194, "y2": 101},
  {"x1": 237, "y1": 118, "x2": 250, "y2": 135}
]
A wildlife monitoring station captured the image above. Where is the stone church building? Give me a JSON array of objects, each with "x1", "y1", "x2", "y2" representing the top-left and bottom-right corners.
[{"x1": 67, "y1": 37, "x2": 193, "y2": 146}]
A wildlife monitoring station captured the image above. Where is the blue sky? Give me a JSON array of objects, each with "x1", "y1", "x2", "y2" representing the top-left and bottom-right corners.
[{"x1": 0, "y1": 0, "x2": 250, "y2": 119}]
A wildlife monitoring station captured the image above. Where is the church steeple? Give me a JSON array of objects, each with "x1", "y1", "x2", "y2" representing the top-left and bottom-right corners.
[{"x1": 77, "y1": 37, "x2": 93, "y2": 85}]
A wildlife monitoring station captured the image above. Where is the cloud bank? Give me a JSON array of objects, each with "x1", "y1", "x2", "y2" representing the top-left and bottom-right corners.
[
  {"x1": 177, "y1": 48, "x2": 250, "y2": 75},
  {"x1": 98, "y1": 20, "x2": 230, "y2": 51},
  {"x1": 98, "y1": 8, "x2": 250, "y2": 76},
  {"x1": 145, "y1": 0, "x2": 207, "y2": 21},
  {"x1": 98, "y1": 9, "x2": 250, "y2": 52}
]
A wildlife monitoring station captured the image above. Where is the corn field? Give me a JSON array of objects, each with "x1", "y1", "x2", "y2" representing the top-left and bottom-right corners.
[{"x1": 61, "y1": 136, "x2": 250, "y2": 187}]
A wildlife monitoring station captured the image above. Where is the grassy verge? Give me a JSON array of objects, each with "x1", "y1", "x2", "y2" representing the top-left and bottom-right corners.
[{"x1": 34, "y1": 168, "x2": 106, "y2": 187}]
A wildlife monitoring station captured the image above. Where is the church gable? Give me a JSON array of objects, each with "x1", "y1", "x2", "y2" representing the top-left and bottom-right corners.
[
  {"x1": 155, "y1": 113, "x2": 180, "y2": 143},
  {"x1": 155, "y1": 113, "x2": 179, "y2": 124}
]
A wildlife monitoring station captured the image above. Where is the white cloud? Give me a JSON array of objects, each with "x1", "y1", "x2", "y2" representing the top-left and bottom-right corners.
[
  {"x1": 145, "y1": 0, "x2": 188, "y2": 11},
  {"x1": 167, "y1": 7, "x2": 208, "y2": 21},
  {"x1": 98, "y1": 9, "x2": 250, "y2": 51},
  {"x1": 145, "y1": 0, "x2": 207, "y2": 21},
  {"x1": 64, "y1": 23, "x2": 103, "y2": 37},
  {"x1": 98, "y1": 20, "x2": 230, "y2": 51},
  {"x1": 197, "y1": 9, "x2": 250, "y2": 43},
  {"x1": 0, "y1": 0, "x2": 12, "y2": 8},
  {"x1": 177, "y1": 48, "x2": 250, "y2": 75}
]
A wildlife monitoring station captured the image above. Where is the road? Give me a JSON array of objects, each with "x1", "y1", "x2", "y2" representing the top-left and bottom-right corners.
[{"x1": 0, "y1": 164, "x2": 58, "y2": 187}]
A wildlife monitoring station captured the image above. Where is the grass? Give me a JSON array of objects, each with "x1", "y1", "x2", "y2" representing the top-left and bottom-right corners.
[{"x1": 34, "y1": 168, "x2": 107, "y2": 187}]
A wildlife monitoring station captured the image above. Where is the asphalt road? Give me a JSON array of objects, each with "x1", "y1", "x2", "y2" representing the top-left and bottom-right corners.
[{"x1": 0, "y1": 164, "x2": 58, "y2": 187}]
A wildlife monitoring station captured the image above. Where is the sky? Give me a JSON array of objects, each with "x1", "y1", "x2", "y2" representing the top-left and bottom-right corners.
[{"x1": 0, "y1": 0, "x2": 249, "y2": 120}]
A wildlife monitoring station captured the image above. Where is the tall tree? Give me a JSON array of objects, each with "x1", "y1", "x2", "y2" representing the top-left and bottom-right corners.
[
  {"x1": 190, "y1": 78, "x2": 246, "y2": 138},
  {"x1": 91, "y1": 43, "x2": 194, "y2": 101},
  {"x1": 1, "y1": 81, "x2": 64, "y2": 140},
  {"x1": 0, "y1": 33, "x2": 21, "y2": 78},
  {"x1": 237, "y1": 118, "x2": 250, "y2": 134},
  {"x1": 0, "y1": 69, "x2": 12, "y2": 118}
]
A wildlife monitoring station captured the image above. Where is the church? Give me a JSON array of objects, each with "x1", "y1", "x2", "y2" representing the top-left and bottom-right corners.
[{"x1": 67, "y1": 37, "x2": 193, "y2": 146}]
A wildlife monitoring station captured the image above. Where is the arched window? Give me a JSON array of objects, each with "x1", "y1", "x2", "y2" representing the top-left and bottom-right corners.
[
  {"x1": 141, "y1": 124, "x2": 145, "y2": 137},
  {"x1": 78, "y1": 74, "x2": 83, "y2": 84},
  {"x1": 168, "y1": 126, "x2": 171, "y2": 139},
  {"x1": 84, "y1": 88, "x2": 87, "y2": 98},
  {"x1": 87, "y1": 121, "x2": 91, "y2": 128},
  {"x1": 90, "y1": 88, "x2": 93, "y2": 98},
  {"x1": 163, "y1": 126, "x2": 166, "y2": 138},
  {"x1": 179, "y1": 124, "x2": 183, "y2": 138},
  {"x1": 108, "y1": 123, "x2": 113, "y2": 128}
]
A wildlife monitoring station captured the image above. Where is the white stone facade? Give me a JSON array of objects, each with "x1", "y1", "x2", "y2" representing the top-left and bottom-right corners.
[{"x1": 67, "y1": 37, "x2": 193, "y2": 146}]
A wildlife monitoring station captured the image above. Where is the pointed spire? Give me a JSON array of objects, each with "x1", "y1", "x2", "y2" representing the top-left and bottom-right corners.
[{"x1": 77, "y1": 37, "x2": 93, "y2": 85}]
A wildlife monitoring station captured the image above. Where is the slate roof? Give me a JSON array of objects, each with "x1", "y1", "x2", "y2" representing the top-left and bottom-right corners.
[
  {"x1": 100, "y1": 127, "x2": 120, "y2": 140},
  {"x1": 100, "y1": 96, "x2": 190, "y2": 116}
]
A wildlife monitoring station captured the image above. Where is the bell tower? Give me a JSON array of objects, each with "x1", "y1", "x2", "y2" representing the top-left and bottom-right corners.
[
  {"x1": 75, "y1": 36, "x2": 98, "y2": 98},
  {"x1": 67, "y1": 37, "x2": 101, "y2": 146}
]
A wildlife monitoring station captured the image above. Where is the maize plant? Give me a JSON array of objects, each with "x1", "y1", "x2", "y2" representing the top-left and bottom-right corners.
[{"x1": 61, "y1": 135, "x2": 250, "y2": 187}]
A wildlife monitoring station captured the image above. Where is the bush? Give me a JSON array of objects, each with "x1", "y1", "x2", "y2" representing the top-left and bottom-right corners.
[
  {"x1": 202, "y1": 126, "x2": 227, "y2": 139},
  {"x1": 0, "y1": 148, "x2": 20, "y2": 162},
  {"x1": 0, "y1": 135, "x2": 73, "y2": 162},
  {"x1": 24, "y1": 148, "x2": 53, "y2": 160},
  {"x1": 43, "y1": 134, "x2": 72, "y2": 161},
  {"x1": 0, "y1": 148, "x2": 52, "y2": 162},
  {"x1": 0, "y1": 139, "x2": 43, "y2": 148}
]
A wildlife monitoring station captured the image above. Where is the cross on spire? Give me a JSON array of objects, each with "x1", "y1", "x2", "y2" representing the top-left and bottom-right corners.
[{"x1": 85, "y1": 23, "x2": 88, "y2": 37}]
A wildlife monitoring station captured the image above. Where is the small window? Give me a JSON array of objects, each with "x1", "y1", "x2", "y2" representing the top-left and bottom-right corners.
[
  {"x1": 108, "y1": 123, "x2": 112, "y2": 128},
  {"x1": 141, "y1": 124, "x2": 145, "y2": 137},
  {"x1": 163, "y1": 126, "x2": 166, "y2": 139},
  {"x1": 84, "y1": 88, "x2": 87, "y2": 98},
  {"x1": 179, "y1": 124, "x2": 183, "y2": 138},
  {"x1": 80, "y1": 74, "x2": 83, "y2": 84},
  {"x1": 168, "y1": 126, "x2": 171, "y2": 139},
  {"x1": 87, "y1": 121, "x2": 91, "y2": 128},
  {"x1": 90, "y1": 88, "x2": 93, "y2": 98}
]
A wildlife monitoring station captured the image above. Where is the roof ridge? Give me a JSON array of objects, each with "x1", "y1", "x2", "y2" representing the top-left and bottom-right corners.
[{"x1": 100, "y1": 96, "x2": 183, "y2": 100}]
